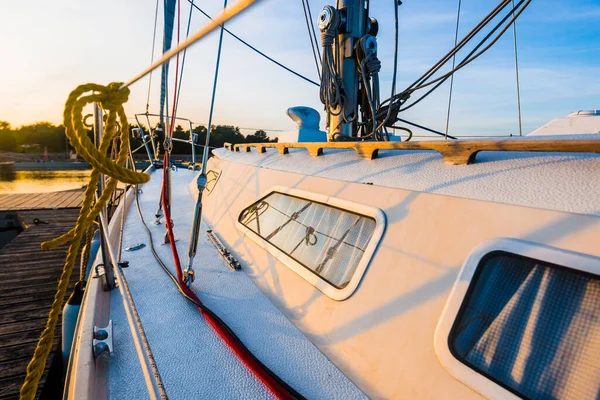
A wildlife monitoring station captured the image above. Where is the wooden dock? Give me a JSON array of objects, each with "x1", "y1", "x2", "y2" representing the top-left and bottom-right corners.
[
  {"x1": 0, "y1": 188, "x2": 84, "y2": 211},
  {"x1": 0, "y1": 190, "x2": 84, "y2": 399}
]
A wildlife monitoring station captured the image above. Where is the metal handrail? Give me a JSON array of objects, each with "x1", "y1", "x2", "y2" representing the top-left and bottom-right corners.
[{"x1": 133, "y1": 112, "x2": 198, "y2": 170}]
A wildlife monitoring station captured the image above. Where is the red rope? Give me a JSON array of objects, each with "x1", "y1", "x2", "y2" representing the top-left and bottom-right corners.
[
  {"x1": 159, "y1": 162, "x2": 294, "y2": 399},
  {"x1": 158, "y1": 2, "x2": 295, "y2": 398}
]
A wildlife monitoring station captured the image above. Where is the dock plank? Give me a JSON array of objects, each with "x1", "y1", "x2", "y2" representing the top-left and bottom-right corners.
[{"x1": 26, "y1": 193, "x2": 53, "y2": 210}]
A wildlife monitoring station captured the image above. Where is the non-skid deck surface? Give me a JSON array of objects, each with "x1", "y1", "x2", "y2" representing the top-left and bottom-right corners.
[
  {"x1": 0, "y1": 209, "x2": 80, "y2": 400},
  {"x1": 110, "y1": 169, "x2": 364, "y2": 399}
]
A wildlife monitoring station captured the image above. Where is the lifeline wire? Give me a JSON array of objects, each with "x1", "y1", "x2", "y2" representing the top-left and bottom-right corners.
[{"x1": 186, "y1": 0, "x2": 319, "y2": 87}]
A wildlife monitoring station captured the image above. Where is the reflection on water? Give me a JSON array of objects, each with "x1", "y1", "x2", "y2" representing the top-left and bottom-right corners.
[{"x1": 0, "y1": 169, "x2": 92, "y2": 194}]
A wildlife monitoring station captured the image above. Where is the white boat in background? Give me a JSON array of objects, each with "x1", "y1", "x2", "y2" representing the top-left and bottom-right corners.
[
  {"x1": 528, "y1": 110, "x2": 600, "y2": 136},
  {"x1": 19, "y1": 0, "x2": 600, "y2": 399}
]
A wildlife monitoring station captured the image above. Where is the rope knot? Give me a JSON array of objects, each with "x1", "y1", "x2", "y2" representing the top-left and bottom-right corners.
[{"x1": 99, "y1": 82, "x2": 129, "y2": 111}]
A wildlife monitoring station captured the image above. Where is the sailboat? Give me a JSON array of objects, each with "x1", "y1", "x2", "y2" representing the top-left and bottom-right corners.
[{"x1": 19, "y1": 0, "x2": 600, "y2": 399}]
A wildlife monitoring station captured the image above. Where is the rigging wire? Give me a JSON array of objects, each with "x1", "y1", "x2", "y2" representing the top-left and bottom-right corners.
[
  {"x1": 376, "y1": 0, "x2": 530, "y2": 118},
  {"x1": 376, "y1": 0, "x2": 400, "y2": 133},
  {"x1": 121, "y1": 0, "x2": 264, "y2": 91},
  {"x1": 174, "y1": 0, "x2": 196, "y2": 117},
  {"x1": 158, "y1": 0, "x2": 183, "y2": 235},
  {"x1": 444, "y1": 0, "x2": 462, "y2": 140},
  {"x1": 169, "y1": 0, "x2": 182, "y2": 139},
  {"x1": 395, "y1": 118, "x2": 457, "y2": 140},
  {"x1": 511, "y1": 0, "x2": 523, "y2": 136},
  {"x1": 300, "y1": 0, "x2": 321, "y2": 79},
  {"x1": 185, "y1": 0, "x2": 228, "y2": 283},
  {"x1": 130, "y1": 116, "x2": 285, "y2": 133},
  {"x1": 408, "y1": 134, "x2": 513, "y2": 138},
  {"x1": 160, "y1": 0, "x2": 177, "y2": 127},
  {"x1": 411, "y1": 0, "x2": 529, "y2": 93},
  {"x1": 402, "y1": 0, "x2": 512, "y2": 94},
  {"x1": 304, "y1": 0, "x2": 321, "y2": 61},
  {"x1": 186, "y1": 0, "x2": 320, "y2": 87},
  {"x1": 201, "y1": 0, "x2": 227, "y2": 167},
  {"x1": 146, "y1": 0, "x2": 161, "y2": 113},
  {"x1": 396, "y1": 0, "x2": 531, "y2": 113}
]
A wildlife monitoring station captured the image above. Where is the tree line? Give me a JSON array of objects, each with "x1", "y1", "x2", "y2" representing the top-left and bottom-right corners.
[
  {"x1": 0, "y1": 121, "x2": 277, "y2": 154},
  {"x1": 0, "y1": 121, "x2": 69, "y2": 153}
]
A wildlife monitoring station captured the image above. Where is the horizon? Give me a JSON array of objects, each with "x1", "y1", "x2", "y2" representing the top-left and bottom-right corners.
[{"x1": 2, "y1": 0, "x2": 599, "y2": 137}]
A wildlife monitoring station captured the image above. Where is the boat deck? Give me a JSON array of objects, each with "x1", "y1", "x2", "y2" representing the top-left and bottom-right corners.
[{"x1": 109, "y1": 168, "x2": 364, "y2": 399}]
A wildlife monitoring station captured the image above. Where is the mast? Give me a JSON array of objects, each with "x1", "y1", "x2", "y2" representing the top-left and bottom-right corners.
[{"x1": 319, "y1": 0, "x2": 377, "y2": 140}]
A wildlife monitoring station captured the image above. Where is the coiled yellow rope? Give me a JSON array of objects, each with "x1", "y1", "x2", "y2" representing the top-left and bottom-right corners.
[
  {"x1": 80, "y1": 222, "x2": 97, "y2": 280},
  {"x1": 19, "y1": 83, "x2": 149, "y2": 400}
]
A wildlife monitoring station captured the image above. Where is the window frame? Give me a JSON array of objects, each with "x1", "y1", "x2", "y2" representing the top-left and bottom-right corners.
[
  {"x1": 204, "y1": 169, "x2": 221, "y2": 195},
  {"x1": 434, "y1": 238, "x2": 600, "y2": 399},
  {"x1": 235, "y1": 186, "x2": 386, "y2": 300}
]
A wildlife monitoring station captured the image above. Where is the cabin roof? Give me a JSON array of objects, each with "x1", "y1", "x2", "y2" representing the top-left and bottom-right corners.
[{"x1": 213, "y1": 135, "x2": 600, "y2": 216}]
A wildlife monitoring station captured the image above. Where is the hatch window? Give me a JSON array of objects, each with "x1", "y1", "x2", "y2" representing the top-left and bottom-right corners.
[
  {"x1": 237, "y1": 188, "x2": 384, "y2": 299},
  {"x1": 448, "y1": 250, "x2": 600, "y2": 399}
]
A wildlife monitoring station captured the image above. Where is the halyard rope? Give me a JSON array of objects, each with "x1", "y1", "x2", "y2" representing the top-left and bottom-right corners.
[{"x1": 19, "y1": 83, "x2": 148, "y2": 400}]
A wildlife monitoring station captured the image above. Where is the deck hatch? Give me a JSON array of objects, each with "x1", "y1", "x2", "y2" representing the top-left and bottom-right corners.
[
  {"x1": 236, "y1": 187, "x2": 385, "y2": 300},
  {"x1": 435, "y1": 239, "x2": 600, "y2": 400}
]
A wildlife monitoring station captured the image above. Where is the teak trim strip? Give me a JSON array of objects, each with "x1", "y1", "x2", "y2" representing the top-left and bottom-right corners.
[{"x1": 223, "y1": 139, "x2": 600, "y2": 165}]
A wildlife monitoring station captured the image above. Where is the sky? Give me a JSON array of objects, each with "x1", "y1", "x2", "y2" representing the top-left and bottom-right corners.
[{"x1": 1, "y1": 0, "x2": 599, "y2": 138}]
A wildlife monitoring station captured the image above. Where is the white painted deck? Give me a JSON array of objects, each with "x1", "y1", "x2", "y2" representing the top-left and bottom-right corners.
[{"x1": 108, "y1": 168, "x2": 365, "y2": 399}]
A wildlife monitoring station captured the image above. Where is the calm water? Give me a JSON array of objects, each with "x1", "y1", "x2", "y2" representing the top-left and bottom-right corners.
[{"x1": 0, "y1": 170, "x2": 92, "y2": 194}]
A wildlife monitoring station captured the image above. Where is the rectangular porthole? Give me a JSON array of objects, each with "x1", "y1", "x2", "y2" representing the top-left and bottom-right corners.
[
  {"x1": 435, "y1": 239, "x2": 600, "y2": 400},
  {"x1": 236, "y1": 187, "x2": 385, "y2": 300}
]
